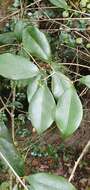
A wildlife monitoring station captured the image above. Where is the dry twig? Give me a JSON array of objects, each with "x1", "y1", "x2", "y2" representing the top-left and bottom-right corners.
[{"x1": 69, "y1": 140, "x2": 90, "y2": 182}]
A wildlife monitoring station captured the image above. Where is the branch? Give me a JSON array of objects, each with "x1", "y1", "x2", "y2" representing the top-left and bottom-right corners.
[{"x1": 69, "y1": 140, "x2": 90, "y2": 182}]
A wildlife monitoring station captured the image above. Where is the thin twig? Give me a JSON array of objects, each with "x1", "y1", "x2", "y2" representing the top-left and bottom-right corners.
[
  {"x1": 9, "y1": 172, "x2": 13, "y2": 190},
  {"x1": 42, "y1": 28, "x2": 90, "y2": 32},
  {"x1": 75, "y1": 31, "x2": 90, "y2": 42},
  {"x1": 69, "y1": 140, "x2": 90, "y2": 182},
  {"x1": 60, "y1": 62, "x2": 90, "y2": 69},
  {"x1": 0, "y1": 152, "x2": 29, "y2": 190},
  {"x1": 28, "y1": 17, "x2": 90, "y2": 21},
  {"x1": 0, "y1": 93, "x2": 12, "y2": 113},
  {"x1": 11, "y1": 84, "x2": 16, "y2": 143},
  {"x1": 0, "y1": 44, "x2": 20, "y2": 49},
  {"x1": 20, "y1": 0, "x2": 23, "y2": 18},
  {"x1": 0, "y1": 0, "x2": 42, "y2": 24},
  {"x1": 26, "y1": 6, "x2": 90, "y2": 16},
  {"x1": 23, "y1": 47, "x2": 43, "y2": 70},
  {"x1": 0, "y1": 97, "x2": 11, "y2": 116},
  {"x1": 61, "y1": 44, "x2": 90, "y2": 58},
  {"x1": 79, "y1": 87, "x2": 88, "y2": 97},
  {"x1": 43, "y1": 71, "x2": 56, "y2": 81}
]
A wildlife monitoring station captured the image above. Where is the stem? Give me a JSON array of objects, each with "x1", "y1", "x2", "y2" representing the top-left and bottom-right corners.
[
  {"x1": 20, "y1": 0, "x2": 23, "y2": 18},
  {"x1": 11, "y1": 84, "x2": 16, "y2": 143},
  {"x1": 0, "y1": 152, "x2": 29, "y2": 190},
  {"x1": 9, "y1": 172, "x2": 13, "y2": 190}
]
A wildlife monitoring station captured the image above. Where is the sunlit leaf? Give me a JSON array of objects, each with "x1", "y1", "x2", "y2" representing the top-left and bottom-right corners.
[
  {"x1": 22, "y1": 26, "x2": 51, "y2": 62},
  {"x1": 28, "y1": 84, "x2": 56, "y2": 133},
  {"x1": 55, "y1": 88, "x2": 83, "y2": 138},
  {"x1": 26, "y1": 173, "x2": 77, "y2": 190},
  {"x1": 0, "y1": 122, "x2": 24, "y2": 176},
  {"x1": 27, "y1": 74, "x2": 41, "y2": 103},
  {"x1": 48, "y1": 0, "x2": 69, "y2": 9},
  {"x1": 51, "y1": 72, "x2": 72, "y2": 99},
  {"x1": 0, "y1": 53, "x2": 39, "y2": 80},
  {"x1": 80, "y1": 75, "x2": 90, "y2": 88}
]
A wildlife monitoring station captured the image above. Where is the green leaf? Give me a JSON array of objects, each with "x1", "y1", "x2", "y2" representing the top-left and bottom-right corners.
[
  {"x1": 16, "y1": 78, "x2": 31, "y2": 88},
  {"x1": 0, "y1": 182, "x2": 9, "y2": 190},
  {"x1": 14, "y1": 20, "x2": 26, "y2": 41},
  {"x1": 28, "y1": 84, "x2": 56, "y2": 134},
  {"x1": 13, "y1": 184, "x2": 18, "y2": 190},
  {"x1": 27, "y1": 75, "x2": 41, "y2": 103},
  {"x1": 51, "y1": 72, "x2": 72, "y2": 99},
  {"x1": 13, "y1": 0, "x2": 20, "y2": 7},
  {"x1": 55, "y1": 88, "x2": 83, "y2": 138},
  {"x1": 48, "y1": 0, "x2": 69, "y2": 9},
  {"x1": 79, "y1": 75, "x2": 90, "y2": 88},
  {"x1": 27, "y1": 186, "x2": 33, "y2": 190},
  {"x1": 0, "y1": 32, "x2": 16, "y2": 44},
  {"x1": 26, "y1": 173, "x2": 77, "y2": 190},
  {"x1": 0, "y1": 122, "x2": 24, "y2": 176},
  {"x1": 0, "y1": 53, "x2": 39, "y2": 80},
  {"x1": 22, "y1": 26, "x2": 51, "y2": 62}
]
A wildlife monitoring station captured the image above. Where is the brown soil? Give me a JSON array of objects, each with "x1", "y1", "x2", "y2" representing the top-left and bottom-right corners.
[{"x1": 0, "y1": 0, "x2": 13, "y2": 29}]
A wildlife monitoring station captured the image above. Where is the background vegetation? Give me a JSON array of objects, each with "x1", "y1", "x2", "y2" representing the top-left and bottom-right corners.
[{"x1": 0, "y1": 0, "x2": 90, "y2": 190}]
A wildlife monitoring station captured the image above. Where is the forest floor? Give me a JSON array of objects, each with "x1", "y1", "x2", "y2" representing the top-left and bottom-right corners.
[{"x1": 19, "y1": 99, "x2": 90, "y2": 190}]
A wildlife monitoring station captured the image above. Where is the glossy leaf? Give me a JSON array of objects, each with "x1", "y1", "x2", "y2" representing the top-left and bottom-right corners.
[
  {"x1": 55, "y1": 88, "x2": 83, "y2": 138},
  {"x1": 51, "y1": 72, "x2": 72, "y2": 99},
  {"x1": 27, "y1": 75, "x2": 41, "y2": 103},
  {"x1": 80, "y1": 75, "x2": 90, "y2": 88},
  {"x1": 22, "y1": 26, "x2": 51, "y2": 62},
  {"x1": 0, "y1": 122, "x2": 24, "y2": 176},
  {"x1": 26, "y1": 173, "x2": 77, "y2": 190},
  {"x1": 0, "y1": 53, "x2": 39, "y2": 80},
  {"x1": 28, "y1": 84, "x2": 56, "y2": 134},
  {"x1": 48, "y1": 0, "x2": 69, "y2": 9}
]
